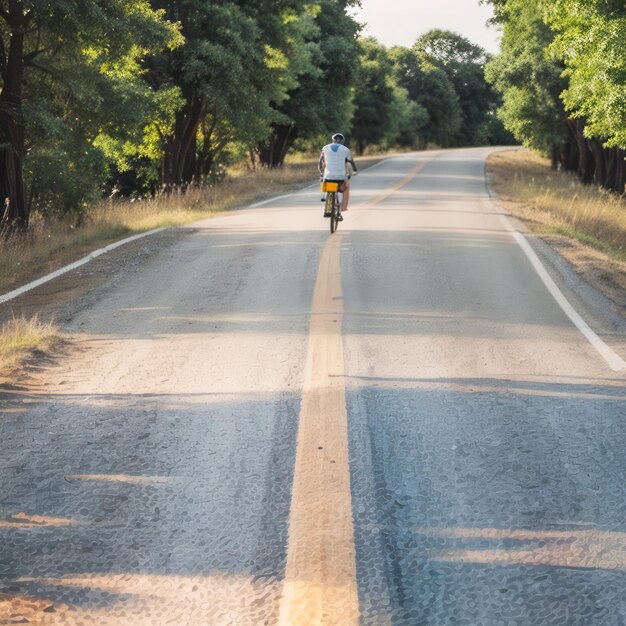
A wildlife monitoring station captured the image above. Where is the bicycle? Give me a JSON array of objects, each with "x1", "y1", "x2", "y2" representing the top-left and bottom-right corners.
[{"x1": 321, "y1": 179, "x2": 343, "y2": 234}]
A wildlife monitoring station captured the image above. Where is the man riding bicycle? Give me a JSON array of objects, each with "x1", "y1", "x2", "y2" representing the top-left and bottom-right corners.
[{"x1": 319, "y1": 133, "x2": 358, "y2": 219}]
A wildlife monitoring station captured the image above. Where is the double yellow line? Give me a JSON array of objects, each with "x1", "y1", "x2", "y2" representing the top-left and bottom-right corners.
[{"x1": 278, "y1": 158, "x2": 428, "y2": 625}]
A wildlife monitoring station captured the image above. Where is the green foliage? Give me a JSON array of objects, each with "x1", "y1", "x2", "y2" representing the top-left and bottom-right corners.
[
  {"x1": 144, "y1": 0, "x2": 319, "y2": 181},
  {"x1": 390, "y1": 46, "x2": 462, "y2": 147},
  {"x1": 256, "y1": 0, "x2": 361, "y2": 166},
  {"x1": 351, "y1": 38, "x2": 396, "y2": 153},
  {"x1": 416, "y1": 30, "x2": 500, "y2": 146},
  {"x1": 416, "y1": 28, "x2": 490, "y2": 66},
  {"x1": 484, "y1": 0, "x2": 626, "y2": 192},
  {"x1": 484, "y1": 0, "x2": 569, "y2": 156},
  {"x1": 351, "y1": 30, "x2": 500, "y2": 151},
  {"x1": 0, "y1": 0, "x2": 181, "y2": 217},
  {"x1": 546, "y1": 0, "x2": 626, "y2": 148},
  {"x1": 386, "y1": 85, "x2": 429, "y2": 149},
  {"x1": 351, "y1": 37, "x2": 432, "y2": 153}
]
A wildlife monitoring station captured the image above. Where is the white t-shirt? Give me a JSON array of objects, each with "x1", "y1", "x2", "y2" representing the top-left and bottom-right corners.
[{"x1": 320, "y1": 143, "x2": 354, "y2": 180}]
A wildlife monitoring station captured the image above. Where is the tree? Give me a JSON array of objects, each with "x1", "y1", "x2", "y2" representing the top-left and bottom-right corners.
[
  {"x1": 484, "y1": 0, "x2": 576, "y2": 171},
  {"x1": 546, "y1": 0, "x2": 626, "y2": 191},
  {"x1": 0, "y1": 0, "x2": 177, "y2": 228},
  {"x1": 390, "y1": 46, "x2": 462, "y2": 147},
  {"x1": 145, "y1": 0, "x2": 313, "y2": 187},
  {"x1": 256, "y1": 0, "x2": 361, "y2": 168},
  {"x1": 385, "y1": 84, "x2": 428, "y2": 149},
  {"x1": 352, "y1": 38, "x2": 428, "y2": 152},
  {"x1": 351, "y1": 38, "x2": 396, "y2": 154},
  {"x1": 415, "y1": 29, "x2": 500, "y2": 146},
  {"x1": 484, "y1": 0, "x2": 626, "y2": 192}
]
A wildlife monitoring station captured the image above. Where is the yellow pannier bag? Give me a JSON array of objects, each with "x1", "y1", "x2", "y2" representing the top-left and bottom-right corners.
[{"x1": 321, "y1": 181, "x2": 340, "y2": 193}]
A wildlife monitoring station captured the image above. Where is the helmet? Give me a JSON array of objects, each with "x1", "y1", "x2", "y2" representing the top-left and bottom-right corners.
[{"x1": 331, "y1": 133, "x2": 345, "y2": 143}]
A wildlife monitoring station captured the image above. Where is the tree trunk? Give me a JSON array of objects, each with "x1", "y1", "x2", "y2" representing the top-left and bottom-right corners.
[
  {"x1": 566, "y1": 119, "x2": 595, "y2": 185},
  {"x1": 160, "y1": 87, "x2": 206, "y2": 190},
  {"x1": 615, "y1": 151, "x2": 626, "y2": 195},
  {"x1": 590, "y1": 138, "x2": 607, "y2": 189},
  {"x1": 256, "y1": 123, "x2": 297, "y2": 168},
  {"x1": 604, "y1": 148, "x2": 626, "y2": 195},
  {"x1": 604, "y1": 147, "x2": 618, "y2": 193},
  {"x1": 563, "y1": 136, "x2": 579, "y2": 173},
  {"x1": 194, "y1": 117, "x2": 229, "y2": 182},
  {"x1": 195, "y1": 147, "x2": 213, "y2": 183},
  {"x1": 0, "y1": 3, "x2": 29, "y2": 230},
  {"x1": 550, "y1": 143, "x2": 558, "y2": 171}
]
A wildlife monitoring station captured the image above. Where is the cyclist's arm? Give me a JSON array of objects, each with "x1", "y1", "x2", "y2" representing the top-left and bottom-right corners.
[
  {"x1": 318, "y1": 151, "x2": 326, "y2": 177},
  {"x1": 346, "y1": 149, "x2": 357, "y2": 173},
  {"x1": 345, "y1": 159, "x2": 358, "y2": 178}
]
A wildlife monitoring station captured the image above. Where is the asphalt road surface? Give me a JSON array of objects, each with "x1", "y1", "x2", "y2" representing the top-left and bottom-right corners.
[{"x1": 1, "y1": 148, "x2": 625, "y2": 625}]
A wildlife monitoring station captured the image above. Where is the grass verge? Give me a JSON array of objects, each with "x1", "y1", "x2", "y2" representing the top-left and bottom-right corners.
[
  {"x1": 0, "y1": 316, "x2": 62, "y2": 376},
  {"x1": 488, "y1": 150, "x2": 626, "y2": 261}
]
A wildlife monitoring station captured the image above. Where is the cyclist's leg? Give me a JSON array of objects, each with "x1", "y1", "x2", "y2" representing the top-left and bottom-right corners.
[{"x1": 341, "y1": 179, "x2": 350, "y2": 211}]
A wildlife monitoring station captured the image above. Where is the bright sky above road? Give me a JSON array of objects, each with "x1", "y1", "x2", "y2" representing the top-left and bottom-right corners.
[{"x1": 352, "y1": 0, "x2": 500, "y2": 54}]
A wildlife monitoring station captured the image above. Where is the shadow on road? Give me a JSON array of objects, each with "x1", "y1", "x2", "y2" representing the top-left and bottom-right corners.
[
  {"x1": 0, "y1": 390, "x2": 299, "y2": 623},
  {"x1": 348, "y1": 379, "x2": 626, "y2": 625}
]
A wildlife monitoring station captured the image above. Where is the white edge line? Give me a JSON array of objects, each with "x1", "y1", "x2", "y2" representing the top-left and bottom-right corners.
[
  {"x1": 483, "y1": 156, "x2": 626, "y2": 372},
  {"x1": 248, "y1": 192, "x2": 298, "y2": 209},
  {"x1": 1, "y1": 170, "x2": 343, "y2": 306},
  {"x1": 1, "y1": 155, "x2": 400, "y2": 308},
  {"x1": 505, "y1": 221, "x2": 625, "y2": 372},
  {"x1": 0, "y1": 228, "x2": 167, "y2": 306}
]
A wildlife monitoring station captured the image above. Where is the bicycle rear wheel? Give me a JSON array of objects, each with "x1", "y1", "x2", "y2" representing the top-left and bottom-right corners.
[
  {"x1": 329, "y1": 193, "x2": 338, "y2": 233},
  {"x1": 325, "y1": 193, "x2": 334, "y2": 218}
]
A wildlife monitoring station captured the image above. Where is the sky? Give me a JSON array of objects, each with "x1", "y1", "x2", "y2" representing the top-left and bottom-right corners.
[{"x1": 352, "y1": 0, "x2": 500, "y2": 54}]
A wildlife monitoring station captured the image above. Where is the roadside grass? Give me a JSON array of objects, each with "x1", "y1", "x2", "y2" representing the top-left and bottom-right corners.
[
  {"x1": 0, "y1": 159, "x2": 319, "y2": 293},
  {"x1": 488, "y1": 150, "x2": 626, "y2": 261},
  {"x1": 0, "y1": 315, "x2": 62, "y2": 376}
]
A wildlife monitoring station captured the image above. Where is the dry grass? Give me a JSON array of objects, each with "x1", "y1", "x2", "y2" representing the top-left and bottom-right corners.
[
  {"x1": 0, "y1": 159, "x2": 318, "y2": 293},
  {"x1": 488, "y1": 150, "x2": 626, "y2": 261},
  {"x1": 0, "y1": 315, "x2": 62, "y2": 375}
]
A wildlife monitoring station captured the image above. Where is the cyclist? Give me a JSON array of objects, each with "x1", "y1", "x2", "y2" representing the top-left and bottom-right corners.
[{"x1": 319, "y1": 133, "x2": 358, "y2": 219}]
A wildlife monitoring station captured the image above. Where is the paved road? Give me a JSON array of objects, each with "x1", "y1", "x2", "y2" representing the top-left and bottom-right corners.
[{"x1": 1, "y1": 148, "x2": 625, "y2": 625}]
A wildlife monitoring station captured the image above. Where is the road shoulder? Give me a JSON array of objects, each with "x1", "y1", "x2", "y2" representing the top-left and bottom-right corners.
[{"x1": 486, "y1": 150, "x2": 626, "y2": 327}]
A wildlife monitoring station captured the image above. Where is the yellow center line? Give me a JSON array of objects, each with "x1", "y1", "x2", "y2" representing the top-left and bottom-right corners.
[
  {"x1": 279, "y1": 159, "x2": 429, "y2": 625},
  {"x1": 278, "y1": 231, "x2": 357, "y2": 625},
  {"x1": 357, "y1": 159, "x2": 430, "y2": 210}
]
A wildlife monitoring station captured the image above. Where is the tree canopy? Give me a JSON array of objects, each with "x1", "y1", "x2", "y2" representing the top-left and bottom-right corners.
[
  {"x1": 484, "y1": 0, "x2": 626, "y2": 193},
  {"x1": 0, "y1": 0, "x2": 180, "y2": 226},
  {"x1": 0, "y1": 2, "x2": 511, "y2": 231},
  {"x1": 256, "y1": 0, "x2": 361, "y2": 167},
  {"x1": 416, "y1": 30, "x2": 499, "y2": 146}
]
